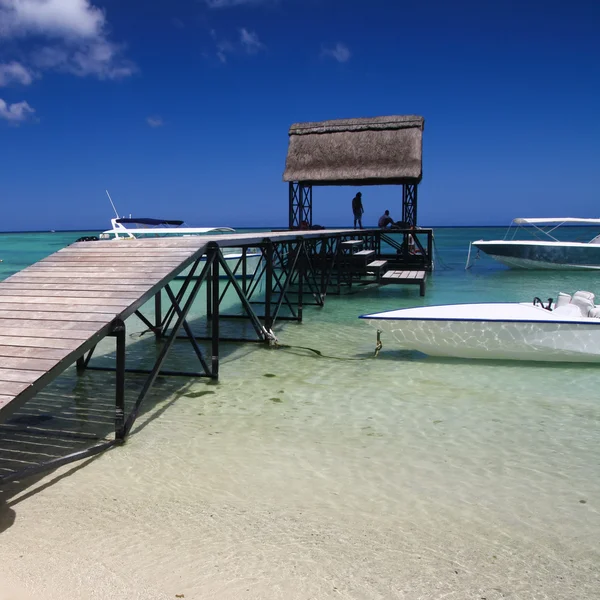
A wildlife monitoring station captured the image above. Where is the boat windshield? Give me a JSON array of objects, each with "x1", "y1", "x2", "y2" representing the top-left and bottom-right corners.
[
  {"x1": 504, "y1": 218, "x2": 600, "y2": 243},
  {"x1": 115, "y1": 218, "x2": 185, "y2": 228},
  {"x1": 101, "y1": 217, "x2": 236, "y2": 239}
]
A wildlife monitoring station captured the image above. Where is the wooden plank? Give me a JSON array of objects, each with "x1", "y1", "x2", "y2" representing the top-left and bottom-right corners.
[
  {"x1": 24, "y1": 266, "x2": 176, "y2": 274},
  {"x1": 0, "y1": 357, "x2": 58, "y2": 371},
  {"x1": 0, "y1": 381, "x2": 31, "y2": 396},
  {"x1": 40, "y1": 256, "x2": 185, "y2": 265},
  {"x1": 0, "y1": 336, "x2": 82, "y2": 350},
  {"x1": 354, "y1": 250, "x2": 375, "y2": 256},
  {"x1": 57, "y1": 245, "x2": 202, "y2": 253},
  {"x1": 52, "y1": 252, "x2": 198, "y2": 260},
  {"x1": 0, "y1": 282, "x2": 152, "y2": 292},
  {"x1": 381, "y1": 270, "x2": 426, "y2": 283},
  {"x1": 5, "y1": 276, "x2": 158, "y2": 286},
  {"x1": 14, "y1": 271, "x2": 171, "y2": 279},
  {"x1": 0, "y1": 346, "x2": 73, "y2": 360},
  {"x1": 341, "y1": 240, "x2": 363, "y2": 245},
  {"x1": 0, "y1": 396, "x2": 14, "y2": 407},
  {"x1": 0, "y1": 296, "x2": 131, "y2": 312},
  {"x1": 11, "y1": 273, "x2": 167, "y2": 283},
  {"x1": 367, "y1": 260, "x2": 387, "y2": 268},
  {"x1": 0, "y1": 311, "x2": 113, "y2": 322},
  {"x1": 0, "y1": 369, "x2": 39, "y2": 384},
  {"x1": 0, "y1": 285, "x2": 146, "y2": 305},
  {"x1": 27, "y1": 258, "x2": 185, "y2": 273},
  {"x1": 0, "y1": 302, "x2": 129, "y2": 313},
  {"x1": 0, "y1": 327, "x2": 95, "y2": 339},
  {"x1": 70, "y1": 239, "x2": 211, "y2": 247},
  {"x1": 32, "y1": 264, "x2": 184, "y2": 272},
  {"x1": 42, "y1": 252, "x2": 190, "y2": 260}
]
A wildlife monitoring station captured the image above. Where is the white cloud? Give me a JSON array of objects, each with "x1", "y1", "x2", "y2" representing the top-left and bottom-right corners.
[
  {"x1": 208, "y1": 27, "x2": 264, "y2": 63},
  {"x1": 0, "y1": 0, "x2": 104, "y2": 39},
  {"x1": 0, "y1": 62, "x2": 33, "y2": 86},
  {"x1": 146, "y1": 116, "x2": 163, "y2": 128},
  {"x1": 0, "y1": 98, "x2": 35, "y2": 123},
  {"x1": 216, "y1": 39, "x2": 234, "y2": 63},
  {"x1": 239, "y1": 28, "x2": 263, "y2": 54},
  {"x1": 321, "y1": 42, "x2": 351, "y2": 63},
  {"x1": 0, "y1": 0, "x2": 134, "y2": 80}
]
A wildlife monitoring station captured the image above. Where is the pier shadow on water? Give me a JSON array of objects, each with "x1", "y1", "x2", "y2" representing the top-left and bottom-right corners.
[{"x1": 0, "y1": 314, "x2": 263, "y2": 517}]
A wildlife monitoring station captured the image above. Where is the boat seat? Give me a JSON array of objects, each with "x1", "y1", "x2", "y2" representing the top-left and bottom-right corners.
[
  {"x1": 589, "y1": 307, "x2": 600, "y2": 319},
  {"x1": 555, "y1": 292, "x2": 571, "y2": 308},
  {"x1": 573, "y1": 290, "x2": 595, "y2": 301},
  {"x1": 570, "y1": 291, "x2": 595, "y2": 317},
  {"x1": 553, "y1": 304, "x2": 584, "y2": 317}
]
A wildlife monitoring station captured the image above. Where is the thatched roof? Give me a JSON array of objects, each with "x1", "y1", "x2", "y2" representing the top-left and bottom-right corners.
[{"x1": 283, "y1": 115, "x2": 424, "y2": 186}]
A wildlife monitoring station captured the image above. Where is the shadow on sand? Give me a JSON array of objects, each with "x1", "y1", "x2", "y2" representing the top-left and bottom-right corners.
[{"x1": 0, "y1": 315, "x2": 265, "y2": 529}]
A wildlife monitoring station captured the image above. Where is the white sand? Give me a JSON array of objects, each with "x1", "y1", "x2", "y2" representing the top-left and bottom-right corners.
[{"x1": 1, "y1": 322, "x2": 599, "y2": 599}]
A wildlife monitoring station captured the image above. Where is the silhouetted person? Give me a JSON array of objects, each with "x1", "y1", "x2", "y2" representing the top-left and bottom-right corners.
[
  {"x1": 352, "y1": 192, "x2": 364, "y2": 229},
  {"x1": 378, "y1": 210, "x2": 394, "y2": 228},
  {"x1": 408, "y1": 225, "x2": 419, "y2": 254}
]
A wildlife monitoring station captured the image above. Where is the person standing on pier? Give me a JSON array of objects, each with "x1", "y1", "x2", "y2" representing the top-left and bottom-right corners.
[{"x1": 352, "y1": 192, "x2": 364, "y2": 229}]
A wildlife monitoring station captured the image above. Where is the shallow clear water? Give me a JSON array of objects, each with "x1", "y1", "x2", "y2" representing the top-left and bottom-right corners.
[{"x1": 0, "y1": 228, "x2": 598, "y2": 599}]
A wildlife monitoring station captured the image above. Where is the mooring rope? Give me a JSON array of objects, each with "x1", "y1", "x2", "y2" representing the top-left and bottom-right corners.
[
  {"x1": 271, "y1": 343, "x2": 377, "y2": 360},
  {"x1": 433, "y1": 236, "x2": 453, "y2": 271},
  {"x1": 273, "y1": 329, "x2": 383, "y2": 361}
]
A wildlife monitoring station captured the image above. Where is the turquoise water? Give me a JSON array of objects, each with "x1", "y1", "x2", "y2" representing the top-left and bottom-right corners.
[{"x1": 0, "y1": 228, "x2": 599, "y2": 599}]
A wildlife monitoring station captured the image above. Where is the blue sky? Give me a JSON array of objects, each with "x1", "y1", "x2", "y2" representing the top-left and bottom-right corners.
[{"x1": 0, "y1": 0, "x2": 598, "y2": 231}]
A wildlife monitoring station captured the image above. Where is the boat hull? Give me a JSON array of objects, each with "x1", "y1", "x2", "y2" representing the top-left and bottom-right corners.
[
  {"x1": 472, "y1": 241, "x2": 600, "y2": 270},
  {"x1": 361, "y1": 303, "x2": 600, "y2": 363}
]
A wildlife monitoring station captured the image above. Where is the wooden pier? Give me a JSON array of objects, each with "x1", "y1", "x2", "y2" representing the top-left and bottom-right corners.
[
  {"x1": 381, "y1": 270, "x2": 427, "y2": 296},
  {"x1": 0, "y1": 227, "x2": 432, "y2": 484}
]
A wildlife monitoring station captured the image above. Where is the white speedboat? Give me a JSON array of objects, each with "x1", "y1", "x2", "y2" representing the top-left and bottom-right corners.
[
  {"x1": 361, "y1": 291, "x2": 600, "y2": 363},
  {"x1": 99, "y1": 217, "x2": 236, "y2": 240},
  {"x1": 95, "y1": 191, "x2": 261, "y2": 275},
  {"x1": 467, "y1": 218, "x2": 600, "y2": 270}
]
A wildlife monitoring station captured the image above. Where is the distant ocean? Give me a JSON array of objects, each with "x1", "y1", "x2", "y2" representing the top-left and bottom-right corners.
[
  {"x1": 1, "y1": 226, "x2": 599, "y2": 598},
  {"x1": 3, "y1": 225, "x2": 599, "y2": 301}
]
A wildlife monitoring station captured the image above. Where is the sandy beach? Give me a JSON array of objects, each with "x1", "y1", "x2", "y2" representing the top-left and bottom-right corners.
[{"x1": 1, "y1": 317, "x2": 598, "y2": 599}]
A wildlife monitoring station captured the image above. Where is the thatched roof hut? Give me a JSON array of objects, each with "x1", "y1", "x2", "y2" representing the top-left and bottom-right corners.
[{"x1": 283, "y1": 115, "x2": 424, "y2": 186}]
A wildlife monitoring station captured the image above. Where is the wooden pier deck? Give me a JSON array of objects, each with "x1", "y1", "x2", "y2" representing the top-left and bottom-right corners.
[
  {"x1": 0, "y1": 227, "x2": 432, "y2": 482},
  {"x1": 0, "y1": 239, "x2": 197, "y2": 414},
  {"x1": 0, "y1": 228, "x2": 360, "y2": 419},
  {"x1": 381, "y1": 269, "x2": 427, "y2": 296}
]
